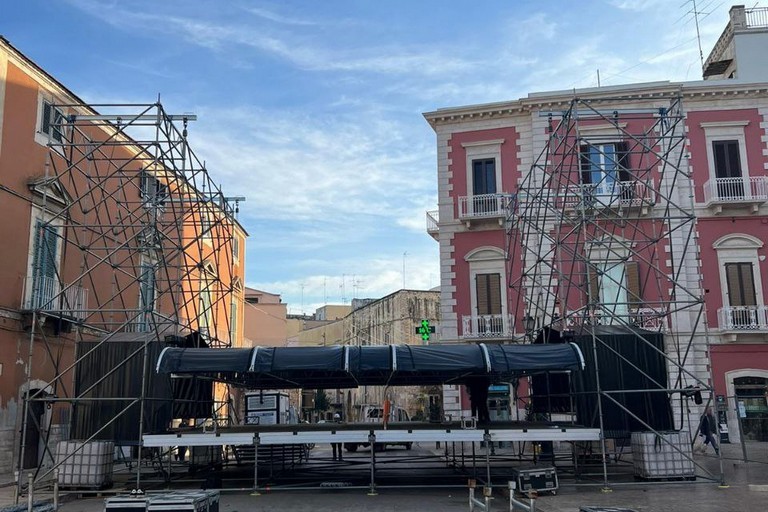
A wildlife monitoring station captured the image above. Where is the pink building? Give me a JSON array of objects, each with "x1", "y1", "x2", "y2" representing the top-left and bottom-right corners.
[{"x1": 424, "y1": 6, "x2": 768, "y2": 442}]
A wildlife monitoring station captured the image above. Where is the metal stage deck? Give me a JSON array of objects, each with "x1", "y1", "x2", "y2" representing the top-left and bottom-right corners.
[{"x1": 142, "y1": 421, "x2": 601, "y2": 447}]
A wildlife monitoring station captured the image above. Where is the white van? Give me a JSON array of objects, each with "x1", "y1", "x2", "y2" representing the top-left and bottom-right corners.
[{"x1": 344, "y1": 404, "x2": 412, "y2": 452}]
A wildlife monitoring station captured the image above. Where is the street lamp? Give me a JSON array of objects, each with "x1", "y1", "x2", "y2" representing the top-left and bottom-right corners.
[{"x1": 524, "y1": 314, "x2": 536, "y2": 342}]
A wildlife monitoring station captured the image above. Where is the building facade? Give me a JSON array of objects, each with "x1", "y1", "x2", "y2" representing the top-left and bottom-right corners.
[
  {"x1": 424, "y1": 5, "x2": 768, "y2": 442},
  {"x1": 0, "y1": 37, "x2": 245, "y2": 470}
]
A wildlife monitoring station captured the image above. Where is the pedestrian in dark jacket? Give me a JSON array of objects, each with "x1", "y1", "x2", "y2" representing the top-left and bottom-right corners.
[
  {"x1": 698, "y1": 407, "x2": 719, "y2": 455},
  {"x1": 466, "y1": 376, "x2": 491, "y2": 425}
]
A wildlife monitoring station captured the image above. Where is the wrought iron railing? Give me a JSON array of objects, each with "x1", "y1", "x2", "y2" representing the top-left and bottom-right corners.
[
  {"x1": 718, "y1": 306, "x2": 768, "y2": 331},
  {"x1": 458, "y1": 194, "x2": 512, "y2": 219},
  {"x1": 22, "y1": 275, "x2": 88, "y2": 320},
  {"x1": 426, "y1": 210, "x2": 439, "y2": 233},
  {"x1": 703, "y1": 176, "x2": 768, "y2": 203},
  {"x1": 460, "y1": 314, "x2": 514, "y2": 338}
]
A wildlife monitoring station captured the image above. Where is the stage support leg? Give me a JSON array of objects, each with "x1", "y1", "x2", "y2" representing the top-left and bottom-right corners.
[
  {"x1": 472, "y1": 441, "x2": 477, "y2": 478},
  {"x1": 251, "y1": 435, "x2": 260, "y2": 496},
  {"x1": 484, "y1": 433, "x2": 492, "y2": 488},
  {"x1": 367, "y1": 433, "x2": 377, "y2": 496}
]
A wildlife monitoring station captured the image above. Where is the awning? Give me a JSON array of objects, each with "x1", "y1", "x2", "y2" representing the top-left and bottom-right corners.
[{"x1": 156, "y1": 343, "x2": 585, "y2": 389}]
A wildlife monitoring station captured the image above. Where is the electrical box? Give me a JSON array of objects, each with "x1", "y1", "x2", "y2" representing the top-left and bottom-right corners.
[{"x1": 244, "y1": 391, "x2": 289, "y2": 425}]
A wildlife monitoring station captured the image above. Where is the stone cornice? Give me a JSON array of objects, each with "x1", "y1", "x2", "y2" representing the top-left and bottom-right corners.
[{"x1": 424, "y1": 81, "x2": 768, "y2": 129}]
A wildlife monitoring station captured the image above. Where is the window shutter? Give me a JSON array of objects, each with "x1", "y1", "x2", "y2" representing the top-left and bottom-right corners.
[
  {"x1": 476, "y1": 274, "x2": 489, "y2": 314},
  {"x1": 231, "y1": 301, "x2": 238, "y2": 343},
  {"x1": 587, "y1": 265, "x2": 600, "y2": 304},
  {"x1": 41, "y1": 102, "x2": 51, "y2": 135},
  {"x1": 626, "y1": 261, "x2": 641, "y2": 306},
  {"x1": 476, "y1": 273, "x2": 502, "y2": 315},
  {"x1": 725, "y1": 262, "x2": 756, "y2": 306},
  {"x1": 488, "y1": 273, "x2": 501, "y2": 315}
]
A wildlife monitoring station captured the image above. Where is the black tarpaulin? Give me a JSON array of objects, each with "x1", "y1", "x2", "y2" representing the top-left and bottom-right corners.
[{"x1": 156, "y1": 343, "x2": 585, "y2": 389}]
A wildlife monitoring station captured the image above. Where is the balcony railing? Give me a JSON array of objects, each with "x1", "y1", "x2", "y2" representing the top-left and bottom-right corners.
[
  {"x1": 745, "y1": 7, "x2": 768, "y2": 28},
  {"x1": 460, "y1": 314, "x2": 514, "y2": 339},
  {"x1": 458, "y1": 194, "x2": 512, "y2": 220},
  {"x1": 718, "y1": 306, "x2": 768, "y2": 331},
  {"x1": 426, "y1": 210, "x2": 439, "y2": 233},
  {"x1": 565, "y1": 307, "x2": 668, "y2": 332},
  {"x1": 703, "y1": 176, "x2": 768, "y2": 205},
  {"x1": 22, "y1": 275, "x2": 88, "y2": 321},
  {"x1": 559, "y1": 180, "x2": 656, "y2": 211}
]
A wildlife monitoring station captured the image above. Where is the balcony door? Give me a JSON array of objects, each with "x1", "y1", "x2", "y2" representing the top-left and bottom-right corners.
[
  {"x1": 475, "y1": 273, "x2": 502, "y2": 334},
  {"x1": 725, "y1": 262, "x2": 757, "y2": 327},
  {"x1": 713, "y1": 140, "x2": 744, "y2": 199},
  {"x1": 472, "y1": 159, "x2": 496, "y2": 214},
  {"x1": 580, "y1": 142, "x2": 632, "y2": 206},
  {"x1": 31, "y1": 220, "x2": 59, "y2": 309}
]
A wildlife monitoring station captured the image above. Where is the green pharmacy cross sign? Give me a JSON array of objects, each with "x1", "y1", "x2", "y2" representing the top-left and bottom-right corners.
[{"x1": 415, "y1": 319, "x2": 435, "y2": 342}]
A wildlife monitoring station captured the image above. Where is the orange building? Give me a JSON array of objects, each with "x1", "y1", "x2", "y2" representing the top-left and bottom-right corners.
[{"x1": 0, "y1": 37, "x2": 246, "y2": 471}]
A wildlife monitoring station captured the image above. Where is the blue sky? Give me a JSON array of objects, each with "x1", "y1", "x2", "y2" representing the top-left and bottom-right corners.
[{"x1": 2, "y1": 0, "x2": 760, "y2": 314}]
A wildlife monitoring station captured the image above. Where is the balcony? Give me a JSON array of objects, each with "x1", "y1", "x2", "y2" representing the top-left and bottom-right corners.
[
  {"x1": 22, "y1": 275, "x2": 88, "y2": 321},
  {"x1": 703, "y1": 177, "x2": 768, "y2": 213},
  {"x1": 457, "y1": 193, "x2": 512, "y2": 227},
  {"x1": 460, "y1": 314, "x2": 515, "y2": 339},
  {"x1": 559, "y1": 179, "x2": 656, "y2": 214},
  {"x1": 565, "y1": 307, "x2": 668, "y2": 332},
  {"x1": 718, "y1": 306, "x2": 768, "y2": 332},
  {"x1": 426, "y1": 210, "x2": 439, "y2": 240}
]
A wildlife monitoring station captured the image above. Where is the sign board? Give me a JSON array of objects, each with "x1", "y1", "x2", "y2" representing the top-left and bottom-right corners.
[
  {"x1": 738, "y1": 401, "x2": 747, "y2": 419},
  {"x1": 415, "y1": 319, "x2": 436, "y2": 342}
]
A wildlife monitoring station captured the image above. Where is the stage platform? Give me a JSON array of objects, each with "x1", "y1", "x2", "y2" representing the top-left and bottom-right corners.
[{"x1": 142, "y1": 421, "x2": 601, "y2": 447}]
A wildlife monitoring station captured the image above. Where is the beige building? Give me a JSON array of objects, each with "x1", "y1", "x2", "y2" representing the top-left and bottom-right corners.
[
  {"x1": 243, "y1": 288, "x2": 287, "y2": 348},
  {"x1": 290, "y1": 290, "x2": 441, "y2": 419}
]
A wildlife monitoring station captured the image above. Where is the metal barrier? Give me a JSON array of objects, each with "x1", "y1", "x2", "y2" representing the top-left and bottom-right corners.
[{"x1": 468, "y1": 479, "x2": 492, "y2": 512}]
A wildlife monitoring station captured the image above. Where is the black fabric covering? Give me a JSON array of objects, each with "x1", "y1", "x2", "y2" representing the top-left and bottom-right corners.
[
  {"x1": 72, "y1": 334, "x2": 214, "y2": 444},
  {"x1": 569, "y1": 326, "x2": 674, "y2": 438},
  {"x1": 530, "y1": 330, "x2": 573, "y2": 414},
  {"x1": 157, "y1": 343, "x2": 585, "y2": 389},
  {"x1": 72, "y1": 340, "x2": 172, "y2": 443}
]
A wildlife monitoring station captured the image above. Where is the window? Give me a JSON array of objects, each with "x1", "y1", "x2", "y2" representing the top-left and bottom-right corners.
[
  {"x1": 137, "y1": 260, "x2": 156, "y2": 332},
  {"x1": 725, "y1": 262, "x2": 757, "y2": 327},
  {"x1": 199, "y1": 284, "x2": 212, "y2": 337},
  {"x1": 701, "y1": 120, "x2": 750, "y2": 202},
  {"x1": 462, "y1": 139, "x2": 504, "y2": 216},
  {"x1": 201, "y1": 215, "x2": 212, "y2": 242},
  {"x1": 713, "y1": 234, "x2": 765, "y2": 330},
  {"x1": 471, "y1": 159, "x2": 497, "y2": 214},
  {"x1": 712, "y1": 140, "x2": 743, "y2": 198},
  {"x1": 230, "y1": 299, "x2": 238, "y2": 344},
  {"x1": 139, "y1": 171, "x2": 168, "y2": 207},
  {"x1": 29, "y1": 220, "x2": 60, "y2": 309},
  {"x1": 232, "y1": 236, "x2": 240, "y2": 263},
  {"x1": 464, "y1": 247, "x2": 508, "y2": 338},
  {"x1": 579, "y1": 142, "x2": 631, "y2": 205},
  {"x1": 475, "y1": 273, "x2": 502, "y2": 333},
  {"x1": 40, "y1": 100, "x2": 64, "y2": 143},
  {"x1": 589, "y1": 261, "x2": 640, "y2": 323}
]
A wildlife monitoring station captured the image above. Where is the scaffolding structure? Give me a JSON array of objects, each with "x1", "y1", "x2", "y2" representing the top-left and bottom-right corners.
[
  {"x1": 18, "y1": 101, "x2": 241, "y2": 491},
  {"x1": 505, "y1": 93, "x2": 724, "y2": 485}
]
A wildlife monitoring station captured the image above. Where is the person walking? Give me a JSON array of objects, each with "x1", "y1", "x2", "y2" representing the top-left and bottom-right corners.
[
  {"x1": 698, "y1": 406, "x2": 720, "y2": 455},
  {"x1": 331, "y1": 412, "x2": 343, "y2": 461}
]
